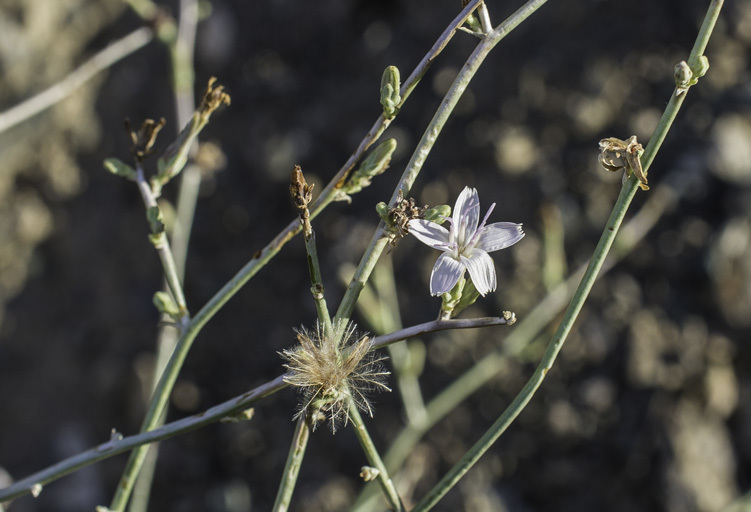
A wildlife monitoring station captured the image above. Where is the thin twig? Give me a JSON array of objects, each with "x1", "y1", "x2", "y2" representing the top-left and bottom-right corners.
[
  {"x1": 333, "y1": 0, "x2": 549, "y2": 325},
  {"x1": 122, "y1": 1, "x2": 201, "y2": 510},
  {"x1": 0, "y1": 316, "x2": 511, "y2": 503},
  {"x1": 348, "y1": 404, "x2": 405, "y2": 512},
  {"x1": 353, "y1": 165, "x2": 696, "y2": 511},
  {"x1": 100, "y1": 6, "x2": 486, "y2": 508},
  {"x1": 134, "y1": 165, "x2": 188, "y2": 312},
  {"x1": 271, "y1": 417, "x2": 311, "y2": 512},
  {"x1": 0, "y1": 27, "x2": 153, "y2": 134},
  {"x1": 411, "y1": 2, "x2": 723, "y2": 509}
]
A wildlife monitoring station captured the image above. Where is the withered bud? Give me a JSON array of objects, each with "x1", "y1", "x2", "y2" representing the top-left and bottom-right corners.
[
  {"x1": 199, "y1": 77, "x2": 231, "y2": 119},
  {"x1": 386, "y1": 190, "x2": 428, "y2": 246},
  {"x1": 598, "y1": 135, "x2": 648, "y2": 191},
  {"x1": 125, "y1": 117, "x2": 166, "y2": 161},
  {"x1": 290, "y1": 165, "x2": 314, "y2": 210}
]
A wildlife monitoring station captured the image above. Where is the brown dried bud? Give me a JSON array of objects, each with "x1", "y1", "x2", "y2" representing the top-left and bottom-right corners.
[
  {"x1": 290, "y1": 165, "x2": 314, "y2": 210},
  {"x1": 199, "y1": 77, "x2": 231, "y2": 120},
  {"x1": 125, "y1": 117, "x2": 166, "y2": 161}
]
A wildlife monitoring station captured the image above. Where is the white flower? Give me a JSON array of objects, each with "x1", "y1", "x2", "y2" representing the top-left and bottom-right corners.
[{"x1": 408, "y1": 186, "x2": 524, "y2": 296}]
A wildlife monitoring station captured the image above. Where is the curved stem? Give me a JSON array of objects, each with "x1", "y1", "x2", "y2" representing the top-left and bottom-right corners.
[
  {"x1": 134, "y1": 165, "x2": 188, "y2": 312},
  {"x1": 411, "y1": 2, "x2": 723, "y2": 509},
  {"x1": 123, "y1": 1, "x2": 201, "y2": 510},
  {"x1": 101, "y1": 6, "x2": 489, "y2": 507},
  {"x1": 271, "y1": 417, "x2": 311, "y2": 512},
  {"x1": 0, "y1": 317, "x2": 509, "y2": 503},
  {"x1": 334, "y1": 0, "x2": 550, "y2": 325},
  {"x1": 0, "y1": 28, "x2": 153, "y2": 134},
  {"x1": 348, "y1": 405, "x2": 405, "y2": 512},
  {"x1": 354, "y1": 160, "x2": 694, "y2": 511}
]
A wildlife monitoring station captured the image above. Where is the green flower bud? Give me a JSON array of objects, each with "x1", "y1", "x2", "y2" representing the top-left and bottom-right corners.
[
  {"x1": 376, "y1": 201, "x2": 390, "y2": 222},
  {"x1": 380, "y1": 66, "x2": 401, "y2": 119},
  {"x1": 453, "y1": 278, "x2": 481, "y2": 316},
  {"x1": 692, "y1": 55, "x2": 710, "y2": 79},
  {"x1": 674, "y1": 61, "x2": 692, "y2": 91},
  {"x1": 423, "y1": 205, "x2": 451, "y2": 224},
  {"x1": 341, "y1": 139, "x2": 397, "y2": 199}
]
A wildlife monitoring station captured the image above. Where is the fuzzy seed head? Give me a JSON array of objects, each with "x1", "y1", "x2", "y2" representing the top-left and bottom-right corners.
[{"x1": 280, "y1": 321, "x2": 391, "y2": 433}]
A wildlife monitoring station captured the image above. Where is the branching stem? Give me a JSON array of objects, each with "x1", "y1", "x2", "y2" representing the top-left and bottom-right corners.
[{"x1": 411, "y1": 2, "x2": 723, "y2": 509}]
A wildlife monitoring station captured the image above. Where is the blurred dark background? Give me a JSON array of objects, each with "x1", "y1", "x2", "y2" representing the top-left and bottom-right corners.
[{"x1": 1, "y1": 0, "x2": 750, "y2": 510}]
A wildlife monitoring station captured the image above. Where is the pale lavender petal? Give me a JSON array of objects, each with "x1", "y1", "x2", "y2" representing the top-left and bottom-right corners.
[
  {"x1": 430, "y1": 252, "x2": 465, "y2": 296},
  {"x1": 468, "y1": 202, "x2": 496, "y2": 248},
  {"x1": 461, "y1": 249, "x2": 496, "y2": 296},
  {"x1": 408, "y1": 219, "x2": 452, "y2": 250},
  {"x1": 476, "y1": 222, "x2": 525, "y2": 253},
  {"x1": 453, "y1": 187, "x2": 480, "y2": 246}
]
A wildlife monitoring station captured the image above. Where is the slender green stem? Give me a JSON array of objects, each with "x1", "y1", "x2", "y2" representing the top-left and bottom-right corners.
[
  {"x1": 172, "y1": 0, "x2": 483, "y2": 335},
  {"x1": 368, "y1": 258, "x2": 428, "y2": 426},
  {"x1": 169, "y1": 0, "x2": 201, "y2": 279},
  {"x1": 0, "y1": 28, "x2": 153, "y2": 134},
  {"x1": 272, "y1": 417, "x2": 311, "y2": 512},
  {"x1": 412, "y1": 179, "x2": 639, "y2": 511},
  {"x1": 334, "y1": 0, "x2": 550, "y2": 325},
  {"x1": 125, "y1": 2, "x2": 201, "y2": 510},
  {"x1": 687, "y1": 0, "x2": 723, "y2": 71},
  {"x1": 354, "y1": 259, "x2": 428, "y2": 426},
  {"x1": 0, "y1": 317, "x2": 511, "y2": 503},
  {"x1": 102, "y1": 6, "x2": 487, "y2": 508},
  {"x1": 355, "y1": 161, "x2": 696, "y2": 511},
  {"x1": 348, "y1": 403, "x2": 405, "y2": 512},
  {"x1": 411, "y1": 3, "x2": 723, "y2": 509},
  {"x1": 304, "y1": 230, "x2": 333, "y2": 335},
  {"x1": 134, "y1": 165, "x2": 188, "y2": 313}
]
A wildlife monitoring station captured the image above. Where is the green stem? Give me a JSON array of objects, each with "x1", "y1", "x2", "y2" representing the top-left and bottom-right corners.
[
  {"x1": 0, "y1": 28, "x2": 153, "y2": 134},
  {"x1": 334, "y1": 0, "x2": 550, "y2": 325},
  {"x1": 412, "y1": 179, "x2": 640, "y2": 511},
  {"x1": 354, "y1": 258, "x2": 428, "y2": 426},
  {"x1": 134, "y1": 165, "x2": 188, "y2": 313},
  {"x1": 355, "y1": 161, "x2": 696, "y2": 511},
  {"x1": 0, "y1": 318, "x2": 511, "y2": 503},
  {"x1": 411, "y1": 2, "x2": 723, "y2": 509},
  {"x1": 304, "y1": 229, "x2": 333, "y2": 335},
  {"x1": 348, "y1": 403, "x2": 405, "y2": 512},
  {"x1": 125, "y1": 2, "x2": 200, "y2": 510},
  {"x1": 272, "y1": 417, "x2": 311, "y2": 512},
  {"x1": 103, "y1": 5, "x2": 488, "y2": 508}
]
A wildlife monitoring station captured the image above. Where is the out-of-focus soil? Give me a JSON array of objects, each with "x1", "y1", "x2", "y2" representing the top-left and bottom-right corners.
[{"x1": 1, "y1": 0, "x2": 750, "y2": 511}]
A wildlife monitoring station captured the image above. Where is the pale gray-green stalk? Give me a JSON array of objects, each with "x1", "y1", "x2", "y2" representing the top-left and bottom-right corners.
[
  {"x1": 411, "y1": 1, "x2": 724, "y2": 509},
  {"x1": 0, "y1": 316, "x2": 513, "y2": 503},
  {"x1": 101, "y1": 2, "x2": 490, "y2": 510}
]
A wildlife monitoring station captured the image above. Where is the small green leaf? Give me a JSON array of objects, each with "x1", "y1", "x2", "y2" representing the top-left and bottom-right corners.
[
  {"x1": 146, "y1": 206, "x2": 165, "y2": 235},
  {"x1": 103, "y1": 158, "x2": 137, "y2": 181},
  {"x1": 153, "y1": 291, "x2": 180, "y2": 319},
  {"x1": 465, "y1": 13, "x2": 482, "y2": 33}
]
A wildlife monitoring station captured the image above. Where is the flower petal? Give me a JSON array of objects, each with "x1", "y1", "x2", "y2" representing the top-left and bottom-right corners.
[
  {"x1": 430, "y1": 252, "x2": 465, "y2": 296},
  {"x1": 477, "y1": 222, "x2": 525, "y2": 253},
  {"x1": 408, "y1": 219, "x2": 452, "y2": 250},
  {"x1": 453, "y1": 187, "x2": 480, "y2": 247},
  {"x1": 461, "y1": 249, "x2": 496, "y2": 296}
]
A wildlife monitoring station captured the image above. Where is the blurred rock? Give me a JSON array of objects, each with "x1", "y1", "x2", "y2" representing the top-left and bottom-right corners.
[{"x1": 709, "y1": 113, "x2": 751, "y2": 186}]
